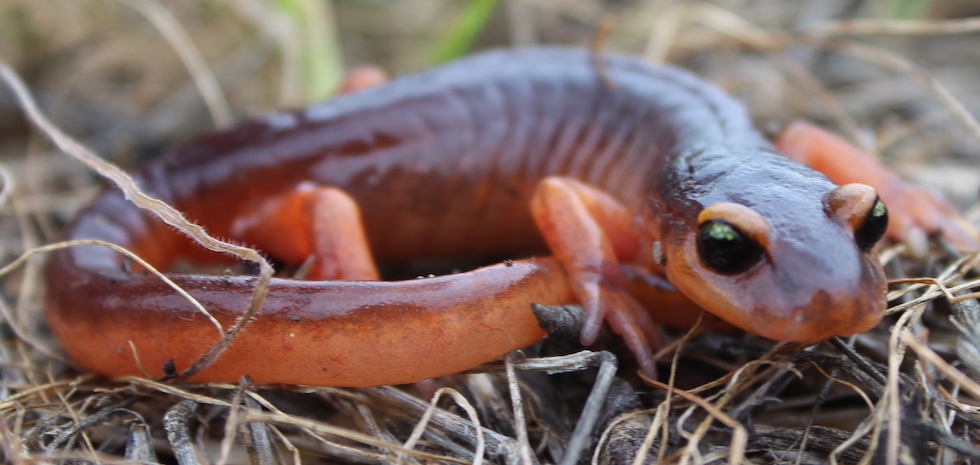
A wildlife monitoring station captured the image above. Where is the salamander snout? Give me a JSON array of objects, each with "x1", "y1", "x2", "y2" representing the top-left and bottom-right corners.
[{"x1": 664, "y1": 184, "x2": 889, "y2": 343}]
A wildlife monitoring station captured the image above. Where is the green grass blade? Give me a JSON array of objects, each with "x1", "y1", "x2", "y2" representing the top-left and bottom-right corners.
[{"x1": 432, "y1": 0, "x2": 501, "y2": 63}]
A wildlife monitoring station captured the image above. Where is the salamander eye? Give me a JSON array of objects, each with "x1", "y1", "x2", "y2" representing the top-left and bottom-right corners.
[
  {"x1": 855, "y1": 198, "x2": 888, "y2": 252},
  {"x1": 697, "y1": 219, "x2": 764, "y2": 274},
  {"x1": 826, "y1": 184, "x2": 887, "y2": 252}
]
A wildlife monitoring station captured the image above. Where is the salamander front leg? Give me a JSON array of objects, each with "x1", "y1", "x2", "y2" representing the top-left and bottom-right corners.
[
  {"x1": 777, "y1": 121, "x2": 979, "y2": 252},
  {"x1": 530, "y1": 176, "x2": 661, "y2": 375},
  {"x1": 231, "y1": 182, "x2": 379, "y2": 281}
]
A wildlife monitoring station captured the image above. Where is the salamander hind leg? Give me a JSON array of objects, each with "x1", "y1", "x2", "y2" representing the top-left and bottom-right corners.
[
  {"x1": 776, "y1": 121, "x2": 979, "y2": 252},
  {"x1": 335, "y1": 65, "x2": 388, "y2": 94},
  {"x1": 230, "y1": 183, "x2": 380, "y2": 281},
  {"x1": 530, "y1": 176, "x2": 661, "y2": 376}
]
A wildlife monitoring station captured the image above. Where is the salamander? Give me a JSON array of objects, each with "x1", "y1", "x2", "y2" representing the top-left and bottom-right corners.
[{"x1": 44, "y1": 46, "x2": 975, "y2": 386}]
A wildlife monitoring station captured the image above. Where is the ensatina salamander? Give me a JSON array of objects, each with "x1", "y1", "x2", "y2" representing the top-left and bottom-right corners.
[{"x1": 45, "y1": 47, "x2": 974, "y2": 386}]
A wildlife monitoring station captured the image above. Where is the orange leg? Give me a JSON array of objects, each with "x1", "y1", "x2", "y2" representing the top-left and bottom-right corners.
[
  {"x1": 230, "y1": 183, "x2": 379, "y2": 281},
  {"x1": 777, "y1": 121, "x2": 979, "y2": 252},
  {"x1": 227, "y1": 65, "x2": 388, "y2": 280},
  {"x1": 335, "y1": 65, "x2": 389, "y2": 94},
  {"x1": 530, "y1": 176, "x2": 661, "y2": 375}
]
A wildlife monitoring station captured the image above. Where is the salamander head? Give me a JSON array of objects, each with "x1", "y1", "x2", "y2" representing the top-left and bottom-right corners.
[{"x1": 662, "y1": 182, "x2": 888, "y2": 343}]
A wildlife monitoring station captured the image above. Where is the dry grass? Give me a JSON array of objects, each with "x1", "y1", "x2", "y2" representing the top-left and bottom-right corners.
[{"x1": 2, "y1": 0, "x2": 980, "y2": 463}]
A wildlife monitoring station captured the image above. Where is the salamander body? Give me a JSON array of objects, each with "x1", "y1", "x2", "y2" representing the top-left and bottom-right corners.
[{"x1": 45, "y1": 47, "x2": 893, "y2": 386}]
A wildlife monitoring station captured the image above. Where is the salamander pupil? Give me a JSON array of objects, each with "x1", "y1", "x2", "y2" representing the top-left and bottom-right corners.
[
  {"x1": 855, "y1": 198, "x2": 888, "y2": 252},
  {"x1": 697, "y1": 220, "x2": 762, "y2": 274}
]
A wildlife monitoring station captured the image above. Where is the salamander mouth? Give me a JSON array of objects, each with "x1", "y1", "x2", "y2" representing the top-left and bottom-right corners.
[
  {"x1": 741, "y1": 283, "x2": 886, "y2": 343},
  {"x1": 667, "y1": 231, "x2": 888, "y2": 343}
]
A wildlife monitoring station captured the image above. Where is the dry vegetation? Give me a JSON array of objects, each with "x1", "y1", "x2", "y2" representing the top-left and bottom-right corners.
[{"x1": 2, "y1": 0, "x2": 980, "y2": 463}]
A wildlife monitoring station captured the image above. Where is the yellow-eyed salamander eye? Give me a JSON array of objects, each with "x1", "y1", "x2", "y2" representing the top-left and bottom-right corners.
[
  {"x1": 697, "y1": 219, "x2": 764, "y2": 274},
  {"x1": 855, "y1": 198, "x2": 888, "y2": 252}
]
